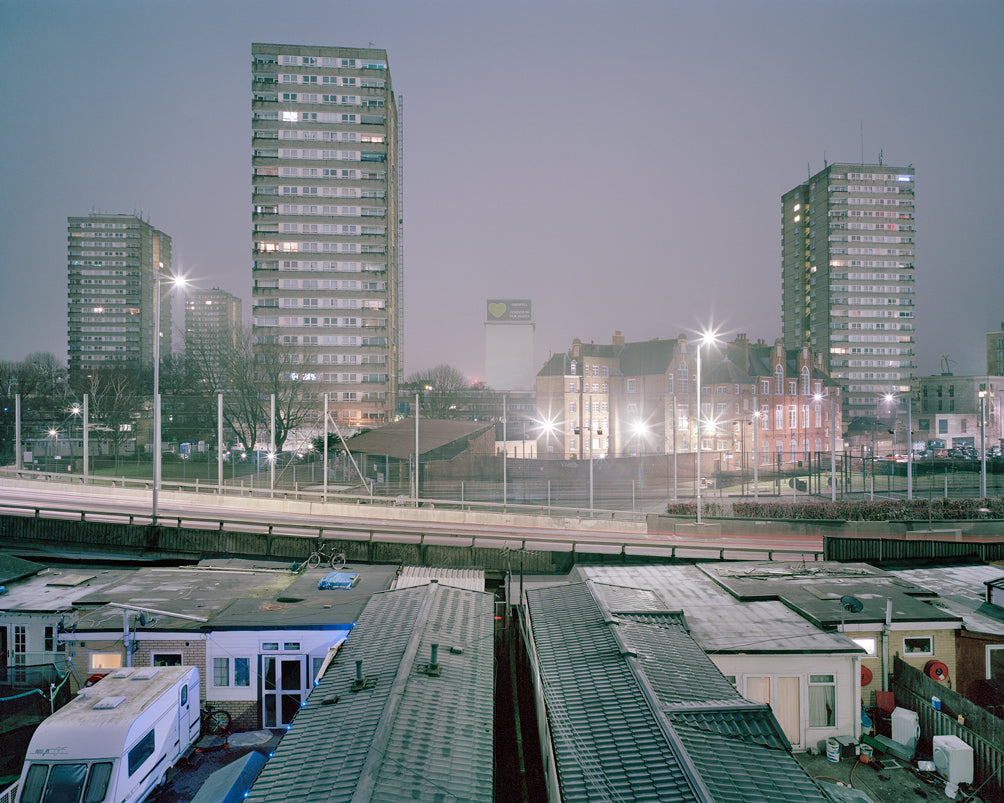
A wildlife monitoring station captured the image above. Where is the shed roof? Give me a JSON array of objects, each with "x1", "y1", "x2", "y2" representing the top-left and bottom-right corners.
[
  {"x1": 524, "y1": 580, "x2": 828, "y2": 802},
  {"x1": 344, "y1": 418, "x2": 494, "y2": 459},
  {"x1": 247, "y1": 582, "x2": 494, "y2": 802}
]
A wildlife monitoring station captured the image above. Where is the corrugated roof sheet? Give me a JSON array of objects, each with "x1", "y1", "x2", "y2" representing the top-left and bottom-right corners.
[
  {"x1": 345, "y1": 418, "x2": 494, "y2": 458},
  {"x1": 246, "y1": 582, "x2": 494, "y2": 802},
  {"x1": 392, "y1": 565, "x2": 485, "y2": 592},
  {"x1": 525, "y1": 581, "x2": 828, "y2": 802}
]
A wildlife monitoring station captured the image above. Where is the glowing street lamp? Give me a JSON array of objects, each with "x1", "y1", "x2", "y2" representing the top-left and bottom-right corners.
[
  {"x1": 816, "y1": 391, "x2": 839, "y2": 502},
  {"x1": 695, "y1": 328, "x2": 721, "y2": 525},
  {"x1": 152, "y1": 271, "x2": 187, "y2": 521},
  {"x1": 884, "y1": 391, "x2": 913, "y2": 500}
]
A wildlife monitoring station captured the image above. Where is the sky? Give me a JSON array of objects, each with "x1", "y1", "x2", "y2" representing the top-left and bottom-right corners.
[{"x1": 1, "y1": 0, "x2": 1002, "y2": 382}]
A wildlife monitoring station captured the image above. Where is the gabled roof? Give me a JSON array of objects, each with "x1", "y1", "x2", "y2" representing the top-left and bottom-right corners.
[
  {"x1": 247, "y1": 582, "x2": 494, "y2": 803},
  {"x1": 524, "y1": 580, "x2": 828, "y2": 802},
  {"x1": 345, "y1": 418, "x2": 493, "y2": 459}
]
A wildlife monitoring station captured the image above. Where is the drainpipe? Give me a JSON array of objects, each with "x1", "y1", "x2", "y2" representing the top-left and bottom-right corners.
[{"x1": 882, "y1": 598, "x2": 892, "y2": 692}]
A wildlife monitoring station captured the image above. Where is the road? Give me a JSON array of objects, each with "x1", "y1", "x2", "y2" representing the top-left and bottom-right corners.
[{"x1": 0, "y1": 481, "x2": 824, "y2": 561}]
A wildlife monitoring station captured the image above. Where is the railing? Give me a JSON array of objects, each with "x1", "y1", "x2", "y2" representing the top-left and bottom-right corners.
[
  {"x1": 0, "y1": 500, "x2": 822, "y2": 564},
  {"x1": 0, "y1": 466, "x2": 651, "y2": 524},
  {"x1": 0, "y1": 781, "x2": 18, "y2": 803}
]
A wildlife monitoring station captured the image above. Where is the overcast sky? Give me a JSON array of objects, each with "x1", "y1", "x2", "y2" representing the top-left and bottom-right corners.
[{"x1": 1, "y1": 0, "x2": 1001, "y2": 382}]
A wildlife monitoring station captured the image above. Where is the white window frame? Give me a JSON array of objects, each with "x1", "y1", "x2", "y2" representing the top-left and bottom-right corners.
[{"x1": 902, "y1": 636, "x2": 933, "y2": 656}]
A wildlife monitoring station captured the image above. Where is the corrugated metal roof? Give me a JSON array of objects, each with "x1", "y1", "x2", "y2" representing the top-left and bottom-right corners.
[
  {"x1": 392, "y1": 565, "x2": 485, "y2": 592},
  {"x1": 525, "y1": 581, "x2": 829, "y2": 802},
  {"x1": 345, "y1": 418, "x2": 494, "y2": 458},
  {"x1": 247, "y1": 582, "x2": 494, "y2": 802}
]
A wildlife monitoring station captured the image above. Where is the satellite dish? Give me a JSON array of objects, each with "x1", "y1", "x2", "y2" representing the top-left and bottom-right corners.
[{"x1": 841, "y1": 595, "x2": 864, "y2": 613}]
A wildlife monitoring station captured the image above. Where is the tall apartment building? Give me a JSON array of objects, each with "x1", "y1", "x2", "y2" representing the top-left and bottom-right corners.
[
  {"x1": 988, "y1": 324, "x2": 1004, "y2": 376},
  {"x1": 251, "y1": 43, "x2": 400, "y2": 428},
  {"x1": 67, "y1": 213, "x2": 173, "y2": 386},
  {"x1": 782, "y1": 163, "x2": 916, "y2": 419},
  {"x1": 184, "y1": 287, "x2": 242, "y2": 363}
]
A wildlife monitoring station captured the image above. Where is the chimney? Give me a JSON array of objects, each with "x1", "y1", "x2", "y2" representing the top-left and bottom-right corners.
[{"x1": 612, "y1": 330, "x2": 625, "y2": 348}]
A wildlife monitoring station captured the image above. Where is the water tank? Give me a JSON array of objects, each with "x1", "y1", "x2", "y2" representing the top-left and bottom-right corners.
[
  {"x1": 891, "y1": 707, "x2": 919, "y2": 753},
  {"x1": 933, "y1": 735, "x2": 973, "y2": 785}
]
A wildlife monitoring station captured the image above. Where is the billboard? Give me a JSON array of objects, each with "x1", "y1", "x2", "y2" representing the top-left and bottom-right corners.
[{"x1": 486, "y1": 299, "x2": 532, "y2": 322}]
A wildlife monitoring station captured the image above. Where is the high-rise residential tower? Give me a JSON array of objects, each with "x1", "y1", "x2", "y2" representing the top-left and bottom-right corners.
[
  {"x1": 184, "y1": 287, "x2": 242, "y2": 366},
  {"x1": 782, "y1": 163, "x2": 916, "y2": 419},
  {"x1": 251, "y1": 44, "x2": 400, "y2": 428},
  {"x1": 67, "y1": 213, "x2": 173, "y2": 386}
]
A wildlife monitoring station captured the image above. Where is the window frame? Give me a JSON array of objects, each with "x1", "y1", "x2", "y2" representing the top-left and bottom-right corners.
[{"x1": 902, "y1": 636, "x2": 933, "y2": 656}]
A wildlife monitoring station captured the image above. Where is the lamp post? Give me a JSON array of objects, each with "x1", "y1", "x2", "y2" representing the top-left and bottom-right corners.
[
  {"x1": 47, "y1": 427, "x2": 58, "y2": 473},
  {"x1": 980, "y1": 389, "x2": 988, "y2": 498},
  {"x1": 816, "y1": 391, "x2": 838, "y2": 502},
  {"x1": 152, "y1": 271, "x2": 186, "y2": 521},
  {"x1": 695, "y1": 329, "x2": 719, "y2": 525},
  {"x1": 884, "y1": 391, "x2": 914, "y2": 501},
  {"x1": 752, "y1": 410, "x2": 759, "y2": 502}
]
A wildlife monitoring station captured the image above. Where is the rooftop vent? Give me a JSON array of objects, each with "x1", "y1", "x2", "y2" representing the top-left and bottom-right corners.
[{"x1": 93, "y1": 696, "x2": 127, "y2": 710}]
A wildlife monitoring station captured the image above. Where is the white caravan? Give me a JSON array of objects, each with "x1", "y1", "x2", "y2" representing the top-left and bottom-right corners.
[{"x1": 14, "y1": 666, "x2": 200, "y2": 803}]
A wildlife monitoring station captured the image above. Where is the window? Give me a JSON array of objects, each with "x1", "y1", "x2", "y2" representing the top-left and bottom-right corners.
[
  {"x1": 903, "y1": 636, "x2": 933, "y2": 656},
  {"x1": 808, "y1": 674, "x2": 836, "y2": 727},
  {"x1": 774, "y1": 365, "x2": 783, "y2": 393},
  {"x1": 214, "y1": 657, "x2": 230, "y2": 686},
  {"x1": 666, "y1": 374, "x2": 674, "y2": 393},
  {"x1": 90, "y1": 653, "x2": 122, "y2": 671},
  {"x1": 626, "y1": 378, "x2": 636, "y2": 393},
  {"x1": 235, "y1": 657, "x2": 251, "y2": 687},
  {"x1": 760, "y1": 379, "x2": 770, "y2": 395},
  {"x1": 84, "y1": 762, "x2": 113, "y2": 803},
  {"x1": 128, "y1": 730, "x2": 156, "y2": 776},
  {"x1": 152, "y1": 653, "x2": 182, "y2": 666}
]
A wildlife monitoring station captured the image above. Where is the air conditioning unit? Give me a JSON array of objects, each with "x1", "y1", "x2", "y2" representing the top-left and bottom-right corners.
[{"x1": 933, "y1": 734, "x2": 973, "y2": 786}]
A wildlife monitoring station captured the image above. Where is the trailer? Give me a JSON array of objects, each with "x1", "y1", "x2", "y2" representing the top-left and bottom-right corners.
[{"x1": 14, "y1": 665, "x2": 200, "y2": 803}]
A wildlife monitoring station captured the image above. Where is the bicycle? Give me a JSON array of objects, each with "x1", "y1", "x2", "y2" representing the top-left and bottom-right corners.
[
  {"x1": 200, "y1": 702, "x2": 232, "y2": 736},
  {"x1": 306, "y1": 543, "x2": 346, "y2": 570}
]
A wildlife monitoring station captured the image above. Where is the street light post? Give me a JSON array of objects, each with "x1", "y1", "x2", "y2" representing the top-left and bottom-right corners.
[
  {"x1": 152, "y1": 272, "x2": 185, "y2": 522},
  {"x1": 695, "y1": 329, "x2": 719, "y2": 525},
  {"x1": 980, "y1": 389, "x2": 988, "y2": 498},
  {"x1": 752, "y1": 410, "x2": 759, "y2": 502}
]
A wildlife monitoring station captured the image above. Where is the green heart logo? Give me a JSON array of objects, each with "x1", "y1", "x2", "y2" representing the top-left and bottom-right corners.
[{"x1": 488, "y1": 302, "x2": 507, "y2": 318}]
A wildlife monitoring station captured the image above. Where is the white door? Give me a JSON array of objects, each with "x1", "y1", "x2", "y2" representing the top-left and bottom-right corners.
[{"x1": 746, "y1": 675, "x2": 802, "y2": 749}]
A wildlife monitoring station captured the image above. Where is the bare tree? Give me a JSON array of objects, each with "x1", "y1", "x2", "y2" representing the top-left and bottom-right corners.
[
  {"x1": 188, "y1": 324, "x2": 313, "y2": 453},
  {"x1": 81, "y1": 369, "x2": 140, "y2": 465},
  {"x1": 405, "y1": 364, "x2": 471, "y2": 418}
]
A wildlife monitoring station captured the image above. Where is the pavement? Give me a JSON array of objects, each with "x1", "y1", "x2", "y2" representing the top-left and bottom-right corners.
[
  {"x1": 149, "y1": 729, "x2": 285, "y2": 803},
  {"x1": 795, "y1": 749, "x2": 988, "y2": 803}
]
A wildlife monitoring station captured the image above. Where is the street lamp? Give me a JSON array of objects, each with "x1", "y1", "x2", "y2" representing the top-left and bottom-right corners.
[
  {"x1": 884, "y1": 391, "x2": 913, "y2": 500},
  {"x1": 752, "y1": 409, "x2": 760, "y2": 502},
  {"x1": 152, "y1": 271, "x2": 186, "y2": 521},
  {"x1": 695, "y1": 328, "x2": 720, "y2": 525},
  {"x1": 47, "y1": 427, "x2": 58, "y2": 473},
  {"x1": 979, "y1": 389, "x2": 989, "y2": 498},
  {"x1": 816, "y1": 391, "x2": 838, "y2": 502}
]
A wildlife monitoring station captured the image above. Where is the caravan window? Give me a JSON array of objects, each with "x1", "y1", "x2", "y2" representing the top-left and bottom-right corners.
[
  {"x1": 83, "y1": 763, "x2": 113, "y2": 803},
  {"x1": 18, "y1": 764, "x2": 48, "y2": 803},
  {"x1": 128, "y1": 730, "x2": 155, "y2": 776},
  {"x1": 23, "y1": 763, "x2": 88, "y2": 803}
]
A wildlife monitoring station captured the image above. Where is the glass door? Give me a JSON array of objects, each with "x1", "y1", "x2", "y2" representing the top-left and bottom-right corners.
[{"x1": 261, "y1": 655, "x2": 305, "y2": 727}]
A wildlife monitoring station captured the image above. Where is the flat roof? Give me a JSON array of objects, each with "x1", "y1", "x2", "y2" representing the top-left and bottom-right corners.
[{"x1": 71, "y1": 560, "x2": 399, "y2": 632}]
